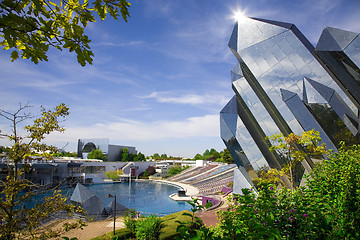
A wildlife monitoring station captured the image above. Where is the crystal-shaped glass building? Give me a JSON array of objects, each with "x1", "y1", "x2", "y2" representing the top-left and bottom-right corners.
[{"x1": 221, "y1": 18, "x2": 360, "y2": 190}]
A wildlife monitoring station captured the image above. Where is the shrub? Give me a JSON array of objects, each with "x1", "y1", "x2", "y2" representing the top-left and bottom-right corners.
[
  {"x1": 307, "y1": 143, "x2": 360, "y2": 238},
  {"x1": 135, "y1": 215, "x2": 164, "y2": 240},
  {"x1": 123, "y1": 209, "x2": 137, "y2": 237},
  {"x1": 214, "y1": 183, "x2": 329, "y2": 239},
  {"x1": 205, "y1": 201, "x2": 213, "y2": 209},
  {"x1": 168, "y1": 166, "x2": 190, "y2": 176}
]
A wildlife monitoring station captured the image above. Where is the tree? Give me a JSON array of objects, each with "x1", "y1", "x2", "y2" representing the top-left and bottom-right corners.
[
  {"x1": 133, "y1": 152, "x2": 145, "y2": 162},
  {"x1": 193, "y1": 153, "x2": 203, "y2": 160},
  {"x1": 152, "y1": 153, "x2": 160, "y2": 160},
  {"x1": 105, "y1": 169, "x2": 123, "y2": 181},
  {"x1": 120, "y1": 147, "x2": 129, "y2": 162},
  {"x1": 266, "y1": 130, "x2": 328, "y2": 188},
  {"x1": 87, "y1": 148, "x2": 106, "y2": 160},
  {"x1": 52, "y1": 151, "x2": 77, "y2": 157},
  {"x1": 0, "y1": 103, "x2": 84, "y2": 239},
  {"x1": 145, "y1": 166, "x2": 156, "y2": 176},
  {"x1": 0, "y1": 0, "x2": 130, "y2": 66},
  {"x1": 219, "y1": 149, "x2": 234, "y2": 164},
  {"x1": 203, "y1": 149, "x2": 210, "y2": 156}
]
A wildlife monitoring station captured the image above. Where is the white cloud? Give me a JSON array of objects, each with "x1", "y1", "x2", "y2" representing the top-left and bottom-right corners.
[
  {"x1": 41, "y1": 114, "x2": 220, "y2": 149},
  {"x1": 93, "y1": 41, "x2": 144, "y2": 47},
  {"x1": 142, "y1": 92, "x2": 230, "y2": 106}
]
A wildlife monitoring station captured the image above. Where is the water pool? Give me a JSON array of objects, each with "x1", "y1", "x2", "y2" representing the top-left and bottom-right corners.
[{"x1": 87, "y1": 181, "x2": 191, "y2": 215}]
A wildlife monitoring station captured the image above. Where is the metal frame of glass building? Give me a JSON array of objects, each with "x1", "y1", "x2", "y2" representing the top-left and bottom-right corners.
[{"x1": 221, "y1": 17, "x2": 360, "y2": 189}]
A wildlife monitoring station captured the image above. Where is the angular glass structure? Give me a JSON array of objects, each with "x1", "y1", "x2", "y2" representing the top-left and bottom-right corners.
[{"x1": 221, "y1": 17, "x2": 360, "y2": 187}]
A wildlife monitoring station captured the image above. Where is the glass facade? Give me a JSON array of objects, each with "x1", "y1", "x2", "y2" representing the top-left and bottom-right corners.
[{"x1": 221, "y1": 17, "x2": 360, "y2": 186}]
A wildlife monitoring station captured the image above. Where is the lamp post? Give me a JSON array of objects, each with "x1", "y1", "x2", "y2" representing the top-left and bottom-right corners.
[{"x1": 107, "y1": 193, "x2": 116, "y2": 236}]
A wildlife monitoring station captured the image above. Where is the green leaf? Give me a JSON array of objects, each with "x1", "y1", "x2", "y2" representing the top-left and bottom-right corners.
[{"x1": 10, "y1": 50, "x2": 19, "y2": 61}]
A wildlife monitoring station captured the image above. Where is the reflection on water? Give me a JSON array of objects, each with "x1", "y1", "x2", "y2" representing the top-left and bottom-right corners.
[
  {"x1": 87, "y1": 181, "x2": 191, "y2": 215},
  {"x1": 26, "y1": 181, "x2": 191, "y2": 215}
]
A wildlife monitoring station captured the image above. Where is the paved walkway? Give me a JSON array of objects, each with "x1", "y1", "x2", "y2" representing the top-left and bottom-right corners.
[{"x1": 52, "y1": 218, "x2": 124, "y2": 240}]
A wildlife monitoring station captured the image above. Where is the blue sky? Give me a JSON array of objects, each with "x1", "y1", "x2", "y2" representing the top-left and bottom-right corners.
[{"x1": 1, "y1": 0, "x2": 359, "y2": 158}]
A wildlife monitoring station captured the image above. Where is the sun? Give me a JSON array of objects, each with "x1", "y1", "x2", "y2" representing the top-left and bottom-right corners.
[{"x1": 232, "y1": 9, "x2": 247, "y2": 23}]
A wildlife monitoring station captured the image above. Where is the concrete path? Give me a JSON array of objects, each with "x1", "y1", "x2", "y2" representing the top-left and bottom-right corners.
[{"x1": 53, "y1": 218, "x2": 124, "y2": 240}]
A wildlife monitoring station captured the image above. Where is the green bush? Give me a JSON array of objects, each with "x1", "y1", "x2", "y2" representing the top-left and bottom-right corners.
[
  {"x1": 168, "y1": 166, "x2": 190, "y2": 176},
  {"x1": 205, "y1": 201, "x2": 213, "y2": 209},
  {"x1": 112, "y1": 211, "x2": 192, "y2": 240},
  {"x1": 91, "y1": 228, "x2": 133, "y2": 240},
  {"x1": 195, "y1": 143, "x2": 360, "y2": 239},
  {"x1": 307, "y1": 143, "x2": 360, "y2": 238},
  {"x1": 123, "y1": 209, "x2": 137, "y2": 237},
  {"x1": 135, "y1": 215, "x2": 164, "y2": 240}
]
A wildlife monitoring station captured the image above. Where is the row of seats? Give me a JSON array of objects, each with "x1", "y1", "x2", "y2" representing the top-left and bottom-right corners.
[
  {"x1": 168, "y1": 163, "x2": 236, "y2": 195},
  {"x1": 181, "y1": 164, "x2": 236, "y2": 184},
  {"x1": 198, "y1": 176, "x2": 234, "y2": 195},
  {"x1": 168, "y1": 165, "x2": 217, "y2": 182}
]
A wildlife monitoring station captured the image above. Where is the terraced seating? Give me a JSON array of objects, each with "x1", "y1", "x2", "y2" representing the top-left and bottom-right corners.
[
  {"x1": 198, "y1": 176, "x2": 234, "y2": 195},
  {"x1": 166, "y1": 166, "x2": 202, "y2": 182},
  {"x1": 169, "y1": 165, "x2": 217, "y2": 182},
  {"x1": 182, "y1": 165, "x2": 223, "y2": 184},
  {"x1": 182, "y1": 164, "x2": 236, "y2": 184},
  {"x1": 193, "y1": 170, "x2": 233, "y2": 187},
  {"x1": 167, "y1": 163, "x2": 236, "y2": 196}
]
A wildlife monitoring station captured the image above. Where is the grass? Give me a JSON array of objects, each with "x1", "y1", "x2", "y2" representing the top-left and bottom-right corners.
[
  {"x1": 159, "y1": 210, "x2": 193, "y2": 240},
  {"x1": 91, "y1": 210, "x2": 193, "y2": 240}
]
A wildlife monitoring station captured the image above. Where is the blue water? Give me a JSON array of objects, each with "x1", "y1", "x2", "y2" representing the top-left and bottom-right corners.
[
  {"x1": 88, "y1": 181, "x2": 191, "y2": 215},
  {"x1": 24, "y1": 181, "x2": 191, "y2": 215}
]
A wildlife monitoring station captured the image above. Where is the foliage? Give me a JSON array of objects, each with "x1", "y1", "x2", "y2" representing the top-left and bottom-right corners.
[
  {"x1": 151, "y1": 153, "x2": 182, "y2": 160},
  {"x1": 146, "y1": 165, "x2": 156, "y2": 175},
  {"x1": 52, "y1": 151, "x2": 78, "y2": 157},
  {"x1": 0, "y1": 0, "x2": 130, "y2": 66},
  {"x1": 193, "y1": 148, "x2": 234, "y2": 163},
  {"x1": 213, "y1": 182, "x2": 329, "y2": 240},
  {"x1": 120, "y1": 147, "x2": 129, "y2": 162},
  {"x1": 87, "y1": 148, "x2": 107, "y2": 160},
  {"x1": 253, "y1": 166, "x2": 285, "y2": 187},
  {"x1": 123, "y1": 209, "x2": 137, "y2": 237},
  {"x1": 168, "y1": 165, "x2": 190, "y2": 176},
  {"x1": 93, "y1": 211, "x2": 192, "y2": 240},
  {"x1": 142, "y1": 165, "x2": 156, "y2": 178},
  {"x1": 266, "y1": 130, "x2": 328, "y2": 188},
  {"x1": 133, "y1": 152, "x2": 146, "y2": 161},
  {"x1": 180, "y1": 142, "x2": 360, "y2": 240},
  {"x1": 204, "y1": 202, "x2": 213, "y2": 209},
  {"x1": 217, "y1": 149, "x2": 234, "y2": 164},
  {"x1": 105, "y1": 169, "x2": 123, "y2": 181},
  {"x1": 0, "y1": 103, "x2": 69, "y2": 169},
  {"x1": 176, "y1": 198, "x2": 214, "y2": 240},
  {"x1": 136, "y1": 215, "x2": 164, "y2": 240},
  {"x1": 119, "y1": 148, "x2": 146, "y2": 162},
  {"x1": 306, "y1": 143, "x2": 360, "y2": 238},
  {"x1": 0, "y1": 103, "x2": 84, "y2": 239}
]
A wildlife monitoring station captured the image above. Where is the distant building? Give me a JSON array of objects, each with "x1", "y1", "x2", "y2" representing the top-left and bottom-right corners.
[
  {"x1": 0, "y1": 157, "x2": 153, "y2": 186},
  {"x1": 77, "y1": 138, "x2": 137, "y2": 161}
]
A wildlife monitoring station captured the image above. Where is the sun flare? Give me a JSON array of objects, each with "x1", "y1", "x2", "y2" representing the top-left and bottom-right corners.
[{"x1": 232, "y1": 9, "x2": 247, "y2": 23}]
